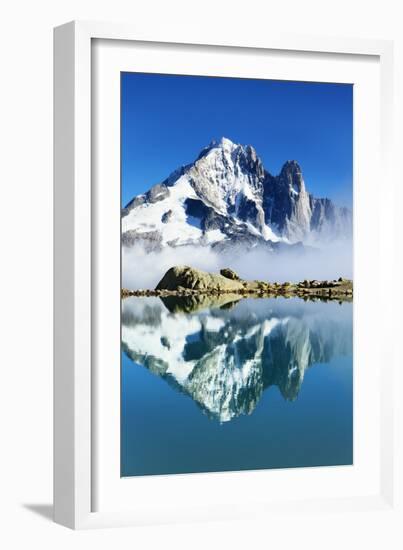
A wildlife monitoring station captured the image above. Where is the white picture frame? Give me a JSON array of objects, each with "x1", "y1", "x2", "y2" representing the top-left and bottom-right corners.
[{"x1": 54, "y1": 20, "x2": 400, "y2": 530}]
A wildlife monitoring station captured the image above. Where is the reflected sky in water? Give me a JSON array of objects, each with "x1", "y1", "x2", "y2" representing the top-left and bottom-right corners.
[{"x1": 121, "y1": 296, "x2": 353, "y2": 476}]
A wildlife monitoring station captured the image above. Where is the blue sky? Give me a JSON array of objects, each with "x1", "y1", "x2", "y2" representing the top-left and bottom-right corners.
[{"x1": 121, "y1": 73, "x2": 353, "y2": 208}]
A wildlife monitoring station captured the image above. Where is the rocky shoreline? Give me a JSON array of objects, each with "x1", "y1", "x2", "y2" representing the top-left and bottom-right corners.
[{"x1": 122, "y1": 266, "x2": 353, "y2": 302}]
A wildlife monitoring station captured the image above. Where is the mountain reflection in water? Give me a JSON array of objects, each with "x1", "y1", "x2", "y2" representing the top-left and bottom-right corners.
[{"x1": 121, "y1": 295, "x2": 352, "y2": 423}]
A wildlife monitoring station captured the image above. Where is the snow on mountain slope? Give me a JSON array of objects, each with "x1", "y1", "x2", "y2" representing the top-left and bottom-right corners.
[
  {"x1": 122, "y1": 137, "x2": 352, "y2": 252},
  {"x1": 122, "y1": 175, "x2": 206, "y2": 247}
]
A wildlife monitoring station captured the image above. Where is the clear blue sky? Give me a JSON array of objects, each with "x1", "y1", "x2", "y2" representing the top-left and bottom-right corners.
[{"x1": 121, "y1": 73, "x2": 353, "y2": 208}]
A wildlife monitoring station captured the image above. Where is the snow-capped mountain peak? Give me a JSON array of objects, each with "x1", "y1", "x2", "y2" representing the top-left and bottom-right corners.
[
  {"x1": 197, "y1": 136, "x2": 240, "y2": 159},
  {"x1": 122, "y1": 138, "x2": 352, "y2": 253},
  {"x1": 187, "y1": 137, "x2": 265, "y2": 217}
]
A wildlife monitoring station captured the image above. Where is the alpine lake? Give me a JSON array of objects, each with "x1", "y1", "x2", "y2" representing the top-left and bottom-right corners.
[{"x1": 121, "y1": 291, "x2": 353, "y2": 477}]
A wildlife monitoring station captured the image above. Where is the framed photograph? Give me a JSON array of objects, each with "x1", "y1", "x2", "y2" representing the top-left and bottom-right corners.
[{"x1": 54, "y1": 21, "x2": 399, "y2": 530}]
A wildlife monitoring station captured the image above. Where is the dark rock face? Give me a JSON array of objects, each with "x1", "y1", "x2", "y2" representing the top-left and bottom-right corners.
[
  {"x1": 185, "y1": 197, "x2": 209, "y2": 219},
  {"x1": 236, "y1": 195, "x2": 262, "y2": 228},
  {"x1": 161, "y1": 210, "x2": 173, "y2": 223},
  {"x1": 239, "y1": 145, "x2": 265, "y2": 179},
  {"x1": 185, "y1": 198, "x2": 256, "y2": 239},
  {"x1": 264, "y1": 161, "x2": 311, "y2": 241}
]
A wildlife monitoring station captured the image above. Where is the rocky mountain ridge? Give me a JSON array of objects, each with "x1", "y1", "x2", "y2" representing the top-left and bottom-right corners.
[{"x1": 122, "y1": 137, "x2": 352, "y2": 253}]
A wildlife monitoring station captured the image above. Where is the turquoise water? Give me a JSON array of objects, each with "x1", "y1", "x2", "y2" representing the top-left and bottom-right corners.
[{"x1": 121, "y1": 295, "x2": 353, "y2": 477}]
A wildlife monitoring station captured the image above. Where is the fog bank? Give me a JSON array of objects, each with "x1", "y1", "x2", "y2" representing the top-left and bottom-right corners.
[{"x1": 122, "y1": 241, "x2": 353, "y2": 290}]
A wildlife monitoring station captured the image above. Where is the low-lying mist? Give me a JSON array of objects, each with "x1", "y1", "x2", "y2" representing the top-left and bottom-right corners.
[{"x1": 122, "y1": 241, "x2": 353, "y2": 290}]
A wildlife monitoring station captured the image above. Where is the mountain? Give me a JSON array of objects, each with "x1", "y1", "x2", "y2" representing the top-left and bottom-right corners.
[
  {"x1": 122, "y1": 296, "x2": 352, "y2": 422},
  {"x1": 122, "y1": 137, "x2": 352, "y2": 253}
]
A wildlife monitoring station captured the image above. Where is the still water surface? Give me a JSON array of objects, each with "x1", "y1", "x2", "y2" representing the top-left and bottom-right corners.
[{"x1": 121, "y1": 294, "x2": 353, "y2": 476}]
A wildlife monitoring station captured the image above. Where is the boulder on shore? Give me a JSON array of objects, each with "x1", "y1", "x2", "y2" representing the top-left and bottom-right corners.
[
  {"x1": 156, "y1": 266, "x2": 244, "y2": 292},
  {"x1": 220, "y1": 267, "x2": 241, "y2": 281}
]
